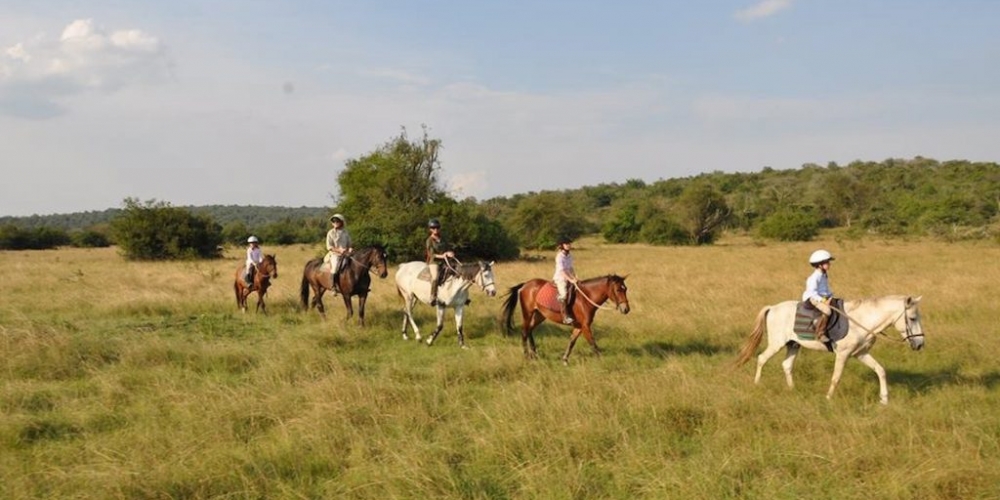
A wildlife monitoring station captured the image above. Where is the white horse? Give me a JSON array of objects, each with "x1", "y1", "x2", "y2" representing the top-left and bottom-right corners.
[
  {"x1": 736, "y1": 295, "x2": 926, "y2": 404},
  {"x1": 395, "y1": 260, "x2": 497, "y2": 348}
]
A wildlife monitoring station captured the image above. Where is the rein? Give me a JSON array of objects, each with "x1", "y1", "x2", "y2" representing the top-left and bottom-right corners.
[
  {"x1": 572, "y1": 280, "x2": 618, "y2": 311},
  {"x1": 444, "y1": 257, "x2": 494, "y2": 291}
]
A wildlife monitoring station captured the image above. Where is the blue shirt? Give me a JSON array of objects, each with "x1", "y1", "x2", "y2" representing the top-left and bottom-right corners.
[{"x1": 802, "y1": 269, "x2": 832, "y2": 302}]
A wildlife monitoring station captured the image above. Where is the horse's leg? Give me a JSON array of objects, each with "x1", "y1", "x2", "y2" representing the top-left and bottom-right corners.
[
  {"x1": 256, "y1": 291, "x2": 265, "y2": 314},
  {"x1": 561, "y1": 328, "x2": 583, "y2": 365},
  {"x1": 825, "y1": 349, "x2": 852, "y2": 401},
  {"x1": 314, "y1": 289, "x2": 327, "y2": 320},
  {"x1": 427, "y1": 305, "x2": 446, "y2": 346},
  {"x1": 780, "y1": 343, "x2": 801, "y2": 389},
  {"x1": 580, "y1": 324, "x2": 601, "y2": 357},
  {"x1": 753, "y1": 341, "x2": 786, "y2": 385},
  {"x1": 855, "y1": 352, "x2": 889, "y2": 404},
  {"x1": 450, "y1": 305, "x2": 466, "y2": 349},
  {"x1": 341, "y1": 292, "x2": 353, "y2": 322},
  {"x1": 357, "y1": 293, "x2": 367, "y2": 327},
  {"x1": 402, "y1": 295, "x2": 422, "y2": 341}
]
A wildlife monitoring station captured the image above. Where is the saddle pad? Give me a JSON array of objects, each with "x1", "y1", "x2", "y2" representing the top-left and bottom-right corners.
[
  {"x1": 793, "y1": 298, "x2": 848, "y2": 342},
  {"x1": 417, "y1": 265, "x2": 432, "y2": 282},
  {"x1": 537, "y1": 282, "x2": 562, "y2": 312}
]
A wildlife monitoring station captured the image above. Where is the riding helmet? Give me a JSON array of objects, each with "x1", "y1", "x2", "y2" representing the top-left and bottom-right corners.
[
  {"x1": 427, "y1": 218, "x2": 441, "y2": 229},
  {"x1": 329, "y1": 213, "x2": 346, "y2": 223},
  {"x1": 556, "y1": 235, "x2": 573, "y2": 245},
  {"x1": 809, "y1": 249, "x2": 834, "y2": 265},
  {"x1": 247, "y1": 235, "x2": 260, "y2": 243}
]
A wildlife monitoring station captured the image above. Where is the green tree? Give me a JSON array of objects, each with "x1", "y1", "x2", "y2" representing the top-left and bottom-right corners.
[
  {"x1": 508, "y1": 191, "x2": 590, "y2": 249},
  {"x1": 335, "y1": 128, "x2": 518, "y2": 261},
  {"x1": 110, "y1": 198, "x2": 223, "y2": 260},
  {"x1": 673, "y1": 182, "x2": 731, "y2": 245}
]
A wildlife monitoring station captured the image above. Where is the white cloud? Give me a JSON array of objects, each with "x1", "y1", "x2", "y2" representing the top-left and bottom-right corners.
[
  {"x1": 447, "y1": 171, "x2": 489, "y2": 199},
  {"x1": 0, "y1": 18, "x2": 170, "y2": 119},
  {"x1": 359, "y1": 67, "x2": 431, "y2": 86},
  {"x1": 735, "y1": 0, "x2": 795, "y2": 22}
]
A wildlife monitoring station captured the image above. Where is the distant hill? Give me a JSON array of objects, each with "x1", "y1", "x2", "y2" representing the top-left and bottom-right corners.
[{"x1": 0, "y1": 205, "x2": 329, "y2": 231}]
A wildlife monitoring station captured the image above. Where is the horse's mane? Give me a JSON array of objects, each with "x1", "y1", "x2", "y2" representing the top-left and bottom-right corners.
[
  {"x1": 580, "y1": 274, "x2": 624, "y2": 284},
  {"x1": 455, "y1": 261, "x2": 488, "y2": 280}
]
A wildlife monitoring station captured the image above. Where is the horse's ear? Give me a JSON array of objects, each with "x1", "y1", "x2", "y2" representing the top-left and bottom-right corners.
[
  {"x1": 489, "y1": 260, "x2": 495, "y2": 266},
  {"x1": 909, "y1": 295, "x2": 922, "y2": 305}
]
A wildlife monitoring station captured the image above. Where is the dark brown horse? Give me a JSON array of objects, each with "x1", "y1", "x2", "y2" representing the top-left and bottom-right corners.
[
  {"x1": 234, "y1": 254, "x2": 278, "y2": 314},
  {"x1": 300, "y1": 245, "x2": 389, "y2": 326},
  {"x1": 502, "y1": 275, "x2": 630, "y2": 364}
]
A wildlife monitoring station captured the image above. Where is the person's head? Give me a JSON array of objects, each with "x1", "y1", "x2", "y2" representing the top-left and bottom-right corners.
[
  {"x1": 247, "y1": 235, "x2": 260, "y2": 246},
  {"x1": 329, "y1": 214, "x2": 346, "y2": 227},
  {"x1": 427, "y1": 218, "x2": 441, "y2": 233},
  {"x1": 557, "y1": 236, "x2": 573, "y2": 251},
  {"x1": 809, "y1": 249, "x2": 834, "y2": 268}
]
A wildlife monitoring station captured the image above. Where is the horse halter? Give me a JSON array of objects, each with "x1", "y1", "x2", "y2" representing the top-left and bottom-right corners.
[{"x1": 474, "y1": 262, "x2": 495, "y2": 291}]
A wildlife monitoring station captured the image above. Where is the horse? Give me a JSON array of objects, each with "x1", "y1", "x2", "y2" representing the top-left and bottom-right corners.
[
  {"x1": 299, "y1": 245, "x2": 389, "y2": 326},
  {"x1": 394, "y1": 260, "x2": 497, "y2": 348},
  {"x1": 234, "y1": 254, "x2": 278, "y2": 314},
  {"x1": 735, "y1": 295, "x2": 926, "y2": 405},
  {"x1": 502, "y1": 275, "x2": 630, "y2": 364}
]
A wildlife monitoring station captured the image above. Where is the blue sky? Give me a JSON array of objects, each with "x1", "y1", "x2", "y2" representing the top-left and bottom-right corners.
[{"x1": 2, "y1": 0, "x2": 998, "y2": 216}]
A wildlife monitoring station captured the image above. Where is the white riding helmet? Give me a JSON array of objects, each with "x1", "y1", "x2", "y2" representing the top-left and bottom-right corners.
[
  {"x1": 809, "y1": 249, "x2": 833, "y2": 265},
  {"x1": 330, "y1": 213, "x2": 346, "y2": 224},
  {"x1": 247, "y1": 235, "x2": 260, "y2": 243}
]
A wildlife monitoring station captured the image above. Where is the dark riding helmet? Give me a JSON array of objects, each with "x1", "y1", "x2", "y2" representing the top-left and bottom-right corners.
[
  {"x1": 556, "y1": 235, "x2": 573, "y2": 245},
  {"x1": 427, "y1": 218, "x2": 441, "y2": 229}
]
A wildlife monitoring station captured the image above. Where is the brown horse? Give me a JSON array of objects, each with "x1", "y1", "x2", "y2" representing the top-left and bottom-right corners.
[
  {"x1": 501, "y1": 274, "x2": 630, "y2": 364},
  {"x1": 234, "y1": 254, "x2": 278, "y2": 314},
  {"x1": 300, "y1": 245, "x2": 389, "y2": 326}
]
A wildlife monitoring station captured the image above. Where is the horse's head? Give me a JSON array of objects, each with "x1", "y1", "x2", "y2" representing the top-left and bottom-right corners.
[
  {"x1": 368, "y1": 244, "x2": 389, "y2": 279},
  {"x1": 261, "y1": 254, "x2": 278, "y2": 279},
  {"x1": 475, "y1": 261, "x2": 497, "y2": 297},
  {"x1": 894, "y1": 295, "x2": 925, "y2": 351},
  {"x1": 607, "y1": 274, "x2": 630, "y2": 314}
]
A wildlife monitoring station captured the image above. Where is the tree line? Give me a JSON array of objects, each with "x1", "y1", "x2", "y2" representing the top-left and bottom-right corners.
[{"x1": 2, "y1": 131, "x2": 999, "y2": 257}]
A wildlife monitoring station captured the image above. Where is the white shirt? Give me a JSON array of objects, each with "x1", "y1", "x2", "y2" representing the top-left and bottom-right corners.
[
  {"x1": 802, "y1": 269, "x2": 832, "y2": 302},
  {"x1": 553, "y1": 250, "x2": 575, "y2": 282},
  {"x1": 246, "y1": 246, "x2": 262, "y2": 267}
]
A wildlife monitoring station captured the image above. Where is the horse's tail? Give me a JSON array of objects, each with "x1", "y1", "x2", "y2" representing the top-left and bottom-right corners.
[
  {"x1": 300, "y1": 259, "x2": 318, "y2": 310},
  {"x1": 735, "y1": 306, "x2": 770, "y2": 367},
  {"x1": 501, "y1": 283, "x2": 525, "y2": 336}
]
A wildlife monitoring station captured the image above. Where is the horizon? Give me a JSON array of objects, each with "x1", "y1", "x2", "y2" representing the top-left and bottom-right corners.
[{"x1": 3, "y1": 1, "x2": 999, "y2": 217}]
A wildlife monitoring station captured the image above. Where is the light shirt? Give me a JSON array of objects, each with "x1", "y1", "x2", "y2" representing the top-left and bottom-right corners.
[
  {"x1": 553, "y1": 250, "x2": 575, "y2": 282},
  {"x1": 802, "y1": 269, "x2": 832, "y2": 302},
  {"x1": 246, "y1": 246, "x2": 262, "y2": 266},
  {"x1": 326, "y1": 228, "x2": 352, "y2": 254}
]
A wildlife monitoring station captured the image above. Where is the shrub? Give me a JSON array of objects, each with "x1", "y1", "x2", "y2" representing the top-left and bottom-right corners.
[
  {"x1": 757, "y1": 210, "x2": 820, "y2": 241},
  {"x1": 110, "y1": 198, "x2": 223, "y2": 260}
]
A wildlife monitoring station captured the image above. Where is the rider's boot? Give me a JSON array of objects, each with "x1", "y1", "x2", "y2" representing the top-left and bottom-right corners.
[
  {"x1": 331, "y1": 273, "x2": 340, "y2": 295},
  {"x1": 815, "y1": 314, "x2": 830, "y2": 343},
  {"x1": 430, "y1": 280, "x2": 440, "y2": 306},
  {"x1": 560, "y1": 299, "x2": 575, "y2": 325}
]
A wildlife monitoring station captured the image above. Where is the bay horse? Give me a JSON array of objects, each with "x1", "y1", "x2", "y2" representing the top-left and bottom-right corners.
[
  {"x1": 299, "y1": 245, "x2": 389, "y2": 326},
  {"x1": 394, "y1": 260, "x2": 497, "y2": 348},
  {"x1": 234, "y1": 254, "x2": 278, "y2": 314},
  {"x1": 735, "y1": 295, "x2": 926, "y2": 404},
  {"x1": 502, "y1": 275, "x2": 630, "y2": 364}
]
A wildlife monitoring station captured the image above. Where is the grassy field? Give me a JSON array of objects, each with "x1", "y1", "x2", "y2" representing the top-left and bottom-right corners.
[{"x1": 2, "y1": 236, "x2": 999, "y2": 499}]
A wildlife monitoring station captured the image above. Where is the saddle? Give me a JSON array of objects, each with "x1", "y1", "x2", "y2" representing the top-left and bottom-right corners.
[{"x1": 793, "y1": 298, "x2": 848, "y2": 343}]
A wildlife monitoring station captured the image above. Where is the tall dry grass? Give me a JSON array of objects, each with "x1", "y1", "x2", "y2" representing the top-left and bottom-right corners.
[{"x1": 1, "y1": 236, "x2": 998, "y2": 499}]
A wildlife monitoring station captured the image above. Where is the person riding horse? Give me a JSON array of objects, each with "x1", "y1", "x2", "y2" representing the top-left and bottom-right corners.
[
  {"x1": 803, "y1": 249, "x2": 835, "y2": 343},
  {"x1": 553, "y1": 235, "x2": 578, "y2": 324},
  {"x1": 425, "y1": 218, "x2": 456, "y2": 306},
  {"x1": 325, "y1": 213, "x2": 353, "y2": 295},
  {"x1": 244, "y1": 235, "x2": 263, "y2": 288}
]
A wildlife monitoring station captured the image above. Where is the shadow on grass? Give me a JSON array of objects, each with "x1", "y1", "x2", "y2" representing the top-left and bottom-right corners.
[
  {"x1": 625, "y1": 340, "x2": 727, "y2": 359},
  {"x1": 889, "y1": 366, "x2": 1000, "y2": 394}
]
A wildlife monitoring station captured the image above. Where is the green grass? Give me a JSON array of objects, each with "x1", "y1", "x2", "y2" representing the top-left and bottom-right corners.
[{"x1": 2, "y1": 237, "x2": 999, "y2": 499}]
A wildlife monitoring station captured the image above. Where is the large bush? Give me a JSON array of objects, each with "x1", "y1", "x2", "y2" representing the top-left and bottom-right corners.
[
  {"x1": 757, "y1": 210, "x2": 820, "y2": 241},
  {"x1": 110, "y1": 198, "x2": 223, "y2": 260},
  {"x1": 0, "y1": 224, "x2": 72, "y2": 250}
]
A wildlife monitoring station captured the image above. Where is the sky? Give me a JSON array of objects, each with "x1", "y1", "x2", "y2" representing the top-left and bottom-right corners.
[{"x1": 2, "y1": 0, "x2": 999, "y2": 217}]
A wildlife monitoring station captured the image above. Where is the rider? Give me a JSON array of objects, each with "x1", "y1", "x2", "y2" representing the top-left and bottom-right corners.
[
  {"x1": 803, "y1": 249, "x2": 835, "y2": 342},
  {"x1": 244, "y1": 236, "x2": 263, "y2": 288},
  {"x1": 553, "y1": 235, "x2": 579, "y2": 324},
  {"x1": 324, "y1": 214, "x2": 353, "y2": 295},
  {"x1": 425, "y1": 218, "x2": 455, "y2": 306}
]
